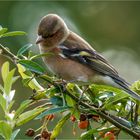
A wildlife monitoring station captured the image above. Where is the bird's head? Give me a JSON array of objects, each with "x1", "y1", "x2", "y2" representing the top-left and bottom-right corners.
[{"x1": 36, "y1": 14, "x2": 69, "y2": 47}]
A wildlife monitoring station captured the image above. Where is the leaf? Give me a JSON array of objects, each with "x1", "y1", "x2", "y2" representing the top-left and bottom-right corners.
[
  {"x1": 0, "y1": 121, "x2": 12, "y2": 139},
  {"x1": 0, "y1": 84, "x2": 4, "y2": 93},
  {"x1": 102, "y1": 92, "x2": 128, "y2": 110},
  {"x1": 17, "y1": 64, "x2": 44, "y2": 90},
  {"x1": 4, "y1": 68, "x2": 16, "y2": 95},
  {"x1": 16, "y1": 107, "x2": 45, "y2": 126},
  {"x1": 18, "y1": 60, "x2": 45, "y2": 74},
  {"x1": 51, "y1": 113, "x2": 70, "y2": 139},
  {"x1": 1, "y1": 31, "x2": 26, "y2": 37},
  {"x1": 65, "y1": 95, "x2": 76, "y2": 107},
  {"x1": 11, "y1": 129, "x2": 20, "y2": 140},
  {"x1": 1, "y1": 61, "x2": 9, "y2": 83},
  {"x1": 14, "y1": 100, "x2": 32, "y2": 119},
  {"x1": 0, "y1": 28, "x2": 8, "y2": 35},
  {"x1": 0, "y1": 93, "x2": 6, "y2": 111},
  {"x1": 12, "y1": 76, "x2": 20, "y2": 84},
  {"x1": 7, "y1": 100, "x2": 15, "y2": 112},
  {"x1": 30, "y1": 52, "x2": 54, "y2": 60},
  {"x1": 35, "y1": 106, "x2": 70, "y2": 120},
  {"x1": 17, "y1": 43, "x2": 33, "y2": 56},
  {"x1": 50, "y1": 96, "x2": 63, "y2": 106}
]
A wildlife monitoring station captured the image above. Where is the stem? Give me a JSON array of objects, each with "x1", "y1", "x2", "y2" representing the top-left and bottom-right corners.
[
  {"x1": 0, "y1": 43, "x2": 18, "y2": 62},
  {"x1": 0, "y1": 43, "x2": 140, "y2": 139},
  {"x1": 65, "y1": 90, "x2": 140, "y2": 139}
]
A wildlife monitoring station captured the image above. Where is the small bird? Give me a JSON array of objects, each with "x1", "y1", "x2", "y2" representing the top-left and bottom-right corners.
[{"x1": 36, "y1": 14, "x2": 140, "y2": 101}]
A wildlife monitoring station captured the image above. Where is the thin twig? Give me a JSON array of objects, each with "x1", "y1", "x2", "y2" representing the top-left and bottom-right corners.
[{"x1": 0, "y1": 43, "x2": 140, "y2": 139}]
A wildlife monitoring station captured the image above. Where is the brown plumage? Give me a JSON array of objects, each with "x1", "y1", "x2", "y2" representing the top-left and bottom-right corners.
[{"x1": 36, "y1": 14, "x2": 140, "y2": 101}]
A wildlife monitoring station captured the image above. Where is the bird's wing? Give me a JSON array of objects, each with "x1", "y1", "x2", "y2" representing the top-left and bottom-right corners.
[{"x1": 59, "y1": 32, "x2": 129, "y2": 86}]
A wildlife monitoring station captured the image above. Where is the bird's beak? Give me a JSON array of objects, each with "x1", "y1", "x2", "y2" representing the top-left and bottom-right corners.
[{"x1": 36, "y1": 35, "x2": 44, "y2": 44}]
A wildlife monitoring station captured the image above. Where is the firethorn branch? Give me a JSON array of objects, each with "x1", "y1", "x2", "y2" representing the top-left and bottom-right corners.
[{"x1": 0, "y1": 43, "x2": 140, "y2": 139}]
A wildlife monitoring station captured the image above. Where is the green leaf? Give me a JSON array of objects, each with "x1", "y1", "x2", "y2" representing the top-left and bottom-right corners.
[
  {"x1": 102, "y1": 92, "x2": 128, "y2": 110},
  {"x1": 0, "y1": 93, "x2": 6, "y2": 111},
  {"x1": 1, "y1": 61, "x2": 9, "y2": 83},
  {"x1": 17, "y1": 43, "x2": 33, "y2": 56},
  {"x1": 11, "y1": 129, "x2": 20, "y2": 140},
  {"x1": 0, "y1": 121, "x2": 12, "y2": 139},
  {"x1": 50, "y1": 96, "x2": 63, "y2": 106},
  {"x1": 4, "y1": 68, "x2": 16, "y2": 95},
  {"x1": 7, "y1": 100, "x2": 15, "y2": 112},
  {"x1": 0, "y1": 28, "x2": 8, "y2": 35},
  {"x1": 16, "y1": 107, "x2": 45, "y2": 126},
  {"x1": 1, "y1": 31, "x2": 26, "y2": 37},
  {"x1": 12, "y1": 76, "x2": 20, "y2": 84},
  {"x1": 30, "y1": 52, "x2": 54, "y2": 60},
  {"x1": 51, "y1": 113, "x2": 70, "y2": 139},
  {"x1": 0, "y1": 84, "x2": 4, "y2": 93},
  {"x1": 65, "y1": 95, "x2": 76, "y2": 107},
  {"x1": 35, "y1": 106, "x2": 70, "y2": 120},
  {"x1": 18, "y1": 60, "x2": 45, "y2": 74},
  {"x1": 14, "y1": 100, "x2": 32, "y2": 119}
]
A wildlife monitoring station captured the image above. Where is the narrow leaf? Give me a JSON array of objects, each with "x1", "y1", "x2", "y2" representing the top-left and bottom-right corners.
[
  {"x1": 1, "y1": 61, "x2": 9, "y2": 83},
  {"x1": 30, "y1": 52, "x2": 54, "y2": 60},
  {"x1": 17, "y1": 64, "x2": 44, "y2": 90},
  {"x1": 11, "y1": 129, "x2": 20, "y2": 140},
  {"x1": 0, "y1": 28, "x2": 8, "y2": 35},
  {"x1": 50, "y1": 96, "x2": 63, "y2": 106},
  {"x1": 14, "y1": 100, "x2": 32, "y2": 119},
  {"x1": 16, "y1": 107, "x2": 45, "y2": 126},
  {"x1": 51, "y1": 113, "x2": 70, "y2": 139},
  {"x1": 35, "y1": 106, "x2": 70, "y2": 120},
  {"x1": 1, "y1": 31, "x2": 26, "y2": 37},
  {"x1": 0, "y1": 93, "x2": 6, "y2": 111},
  {"x1": 0, "y1": 121, "x2": 12, "y2": 139},
  {"x1": 18, "y1": 60, "x2": 45, "y2": 74},
  {"x1": 102, "y1": 93, "x2": 128, "y2": 109},
  {"x1": 4, "y1": 68, "x2": 15, "y2": 95},
  {"x1": 17, "y1": 43, "x2": 33, "y2": 56}
]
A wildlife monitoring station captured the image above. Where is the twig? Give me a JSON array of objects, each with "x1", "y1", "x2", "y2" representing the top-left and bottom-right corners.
[
  {"x1": 0, "y1": 43, "x2": 18, "y2": 62},
  {"x1": 0, "y1": 43, "x2": 140, "y2": 139},
  {"x1": 64, "y1": 90, "x2": 140, "y2": 139}
]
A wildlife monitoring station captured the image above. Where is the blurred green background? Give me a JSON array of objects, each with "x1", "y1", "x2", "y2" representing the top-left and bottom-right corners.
[{"x1": 0, "y1": 1, "x2": 140, "y2": 139}]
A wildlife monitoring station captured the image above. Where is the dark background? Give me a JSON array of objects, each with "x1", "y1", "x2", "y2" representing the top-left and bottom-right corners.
[{"x1": 0, "y1": 1, "x2": 140, "y2": 139}]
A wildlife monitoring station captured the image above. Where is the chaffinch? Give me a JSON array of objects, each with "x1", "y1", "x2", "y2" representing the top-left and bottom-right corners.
[{"x1": 36, "y1": 14, "x2": 140, "y2": 101}]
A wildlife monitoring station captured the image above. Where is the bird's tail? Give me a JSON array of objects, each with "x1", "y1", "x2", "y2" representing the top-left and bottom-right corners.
[{"x1": 113, "y1": 78, "x2": 140, "y2": 101}]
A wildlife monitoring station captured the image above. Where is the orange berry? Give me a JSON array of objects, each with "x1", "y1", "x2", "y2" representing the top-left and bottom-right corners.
[
  {"x1": 78, "y1": 120, "x2": 89, "y2": 129},
  {"x1": 70, "y1": 115, "x2": 76, "y2": 122},
  {"x1": 104, "y1": 132, "x2": 115, "y2": 140},
  {"x1": 45, "y1": 114, "x2": 54, "y2": 120}
]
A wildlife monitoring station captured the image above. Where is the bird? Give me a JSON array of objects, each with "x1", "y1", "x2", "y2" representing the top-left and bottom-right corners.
[{"x1": 36, "y1": 14, "x2": 140, "y2": 101}]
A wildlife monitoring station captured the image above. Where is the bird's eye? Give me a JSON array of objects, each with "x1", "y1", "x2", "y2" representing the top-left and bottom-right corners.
[
  {"x1": 48, "y1": 34, "x2": 54, "y2": 38},
  {"x1": 42, "y1": 33, "x2": 54, "y2": 39}
]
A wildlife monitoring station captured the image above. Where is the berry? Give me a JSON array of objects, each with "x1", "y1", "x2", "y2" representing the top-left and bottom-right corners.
[
  {"x1": 78, "y1": 120, "x2": 89, "y2": 129},
  {"x1": 70, "y1": 115, "x2": 76, "y2": 122},
  {"x1": 45, "y1": 114, "x2": 54, "y2": 120},
  {"x1": 80, "y1": 114, "x2": 87, "y2": 121},
  {"x1": 104, "y1": 132, "x2": 115, "y2": 140},
  {"x1": 25, "y1": 128, "x2": 35, "y2": 137},
  {"x1": 41, "y1": 130, "x2": 51, "y2": 139}
]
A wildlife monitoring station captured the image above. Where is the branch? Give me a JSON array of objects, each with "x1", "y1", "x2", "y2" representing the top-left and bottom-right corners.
[
  {"x1": 0, "y1": 44, "x2": 140, "y2": 139},
  {"x1": 64, "y1": 90, "x2": 140, "y2": 139},
  {"x1": 0, "y1": 43, "x2": 18, "y2": 62}
]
